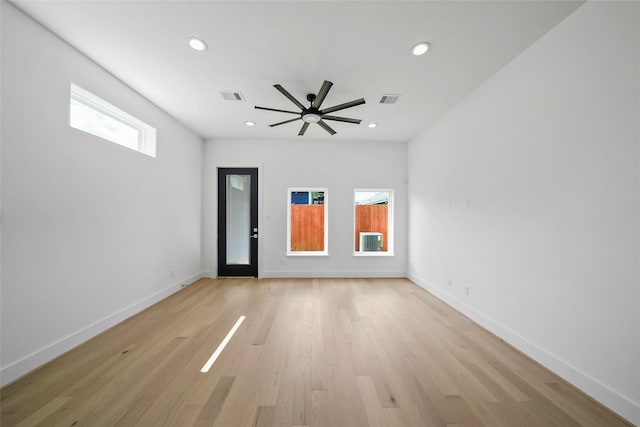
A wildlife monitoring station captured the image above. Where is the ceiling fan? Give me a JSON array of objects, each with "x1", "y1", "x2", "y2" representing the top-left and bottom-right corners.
[{"x1": 254, "y1": 80, "x2": 365, "y2": 136}]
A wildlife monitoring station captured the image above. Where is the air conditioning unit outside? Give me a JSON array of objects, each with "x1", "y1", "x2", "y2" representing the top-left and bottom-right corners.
[{"x1": 360, "y1": 232, "x2": 383, "y2": 252}]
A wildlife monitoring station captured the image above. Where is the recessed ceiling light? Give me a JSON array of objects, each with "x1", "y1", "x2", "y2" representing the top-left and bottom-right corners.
[
  {"x1": 368, "y1": 123, "x2": 377, "y2": 128},
  {"x1": 188, "y1": 37, "x2": 208, "y2": 52},
  {"x1": 412, "y1": 42, "x2": 431, "y2": 56},
  {"x1": 245, "y1": 121, "x2": 255, "y2": 127}
]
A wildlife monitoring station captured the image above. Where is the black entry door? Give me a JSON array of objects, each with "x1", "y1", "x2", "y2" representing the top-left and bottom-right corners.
[{"x1": 218, "y1": 168, "x2": 258, "y2": 277}]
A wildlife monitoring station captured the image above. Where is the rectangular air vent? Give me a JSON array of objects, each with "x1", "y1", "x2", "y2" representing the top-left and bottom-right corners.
[
  {"x1": 379, "y1": 94, "x2": 400, "y2": 104},
  {"x1": 220, "y1": 91, "x2": 245, "y2": 101}
]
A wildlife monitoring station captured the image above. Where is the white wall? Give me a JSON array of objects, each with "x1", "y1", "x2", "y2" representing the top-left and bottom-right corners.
[
  {"x1": 203, "y1": 138, "x2": 407, "y2": 278},
  {"x1": 408, "y1": 2, "x2": 640, "y2": 424},
  {"x1": 1, "y1": 4, "x2": 204, "y2": 385}
]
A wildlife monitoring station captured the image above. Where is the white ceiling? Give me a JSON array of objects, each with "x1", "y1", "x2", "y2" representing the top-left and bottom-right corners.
[{"x1": 13, "y1": 1, "x2": 583, "y2": 142}]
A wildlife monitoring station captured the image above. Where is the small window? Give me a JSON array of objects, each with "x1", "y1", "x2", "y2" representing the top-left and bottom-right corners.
[
  {"x1": 354, "y1": 189, "x2": 394, "y2": 256},
  {"x1": 287, "y1": 188, "x2": 328, "y2": 256},
  {"x1": 70, "y1": 83, "x2": 156, "y2": 157}
]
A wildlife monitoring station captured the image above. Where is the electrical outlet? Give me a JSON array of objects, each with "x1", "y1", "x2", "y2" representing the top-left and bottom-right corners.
[
  {"x1": 464, "y1": 286, "x2": 470, "y2": 296},
  {"x1": 170, "y1": 270, "x2": 175, "y2": 278},
  {"x1": 448, "y1": 278, "x2": 452, "y2": 287}
]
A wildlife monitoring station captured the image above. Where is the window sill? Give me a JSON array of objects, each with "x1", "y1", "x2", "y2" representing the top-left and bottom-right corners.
[
  {"x1": 353, "y1": 252, "x2": 394, "y2": 257},
  {"x1": 287, "y1": 251, "x2": 329, "y2": 257}
]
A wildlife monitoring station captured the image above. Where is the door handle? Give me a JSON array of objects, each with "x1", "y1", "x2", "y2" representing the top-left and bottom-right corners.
[{"x1": 250, "y1": 233, "x2": 258, "y2": 239}]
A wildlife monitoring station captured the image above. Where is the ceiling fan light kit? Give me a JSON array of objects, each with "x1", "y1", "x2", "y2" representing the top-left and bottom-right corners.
[
  {"x1": 302, "y1": 113, "x2": 321, "y2": 123},
  {"x1": 254, "y1": 80, "x2": 365, "y2": 136}
]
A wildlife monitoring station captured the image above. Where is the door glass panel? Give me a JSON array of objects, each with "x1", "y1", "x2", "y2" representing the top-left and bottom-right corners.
[{"x1": 226, "y1": 175, "x2": 251, "y2": 264}]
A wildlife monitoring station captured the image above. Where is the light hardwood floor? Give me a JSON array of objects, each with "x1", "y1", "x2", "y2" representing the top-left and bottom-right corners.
[{"x1": 1, "y1": 278, "x2": 632, "y2": 426}]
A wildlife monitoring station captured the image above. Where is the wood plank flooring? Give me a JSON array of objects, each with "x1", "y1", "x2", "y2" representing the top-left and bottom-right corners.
[{"x1": 0, "y1": 278, "x2": 632, "y2": 426}]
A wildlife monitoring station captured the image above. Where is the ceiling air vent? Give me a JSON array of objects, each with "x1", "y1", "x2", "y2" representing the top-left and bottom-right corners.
[
  {"x1": 220, "y1": 91, "x2": 245, "y2": 101},
  {"x1": 379, "y1": 94, "x2": 400, "y2": 104}
]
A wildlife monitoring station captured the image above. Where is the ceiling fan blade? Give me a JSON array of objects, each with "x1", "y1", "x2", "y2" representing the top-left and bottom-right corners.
[
  {"x1": 255, "y1": 106, "x2": 300, "y2": 114},
  {"x1": 312, "y1": 80, "x2": 333, "y2": 109},
  {"x1": 274, "y1": 84, "x2": 306, "y2": 110},
  {"x1": 322, "y1": 115, "x2": 361, "y2": 124},
  {"x1": 320, "y1": 98, "x2": 366, "y2": 114},
  {"x1": 269, "y1": 117, "x2": 301, "y2": 127},
  {"x1": 298, "y1": 122, "x2": 310, "y2": 136},
  {"x1": 317, "y1": 120, "x2": 336, "y2": 135}
]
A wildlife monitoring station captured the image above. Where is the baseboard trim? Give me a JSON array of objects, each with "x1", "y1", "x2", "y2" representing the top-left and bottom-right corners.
[
  {"x1": 260, "y1": 271, "x2": 406, "y2": 278},
  {"x1": 407, "y1": 273, "x2": 640, "y2": 426},
  {"x1": 0, "y1": 271, "x2": 206, "y2": 387}
]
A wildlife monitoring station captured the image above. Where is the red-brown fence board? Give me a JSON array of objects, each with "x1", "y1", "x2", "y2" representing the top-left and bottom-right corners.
[
  {"x1": 355, "y1": 205, "x2": 388, "y2": 251},
  {"x1": 291, "y1": 205, "x2": 324, "y2": 251}
]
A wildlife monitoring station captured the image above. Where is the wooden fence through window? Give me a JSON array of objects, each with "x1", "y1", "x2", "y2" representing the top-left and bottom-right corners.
[
  {"x1": 291, "y1": 205, "x2": 324, "y2": 251},
  {"x1": 355, "y1": 205, "x2": 388, "y2": 251}
]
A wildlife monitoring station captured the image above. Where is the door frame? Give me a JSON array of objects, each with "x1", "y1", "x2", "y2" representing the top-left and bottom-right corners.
[{"x1": 217, "y1": 167, "x2": 259, "y2": 277}]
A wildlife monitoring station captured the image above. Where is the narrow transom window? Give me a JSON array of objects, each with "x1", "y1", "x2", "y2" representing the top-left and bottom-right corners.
[{"x1": 70, "y1": 83, "x2": 156, "y2": 157}]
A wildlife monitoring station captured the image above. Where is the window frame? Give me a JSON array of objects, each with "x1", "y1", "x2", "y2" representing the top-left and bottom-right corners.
[
  {"x1": 286, "y1": 187, "x2": 329, "y2": 256},
  {"x1": 69, "y1": 83, "x2": 157, "y2": 157},
  {"x1": 353, "y1": 188, "x2": 394, "y2": 256}
]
